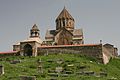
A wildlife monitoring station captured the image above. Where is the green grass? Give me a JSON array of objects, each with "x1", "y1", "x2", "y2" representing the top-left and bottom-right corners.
[{"x1": 0, "y1": 54, "x2": 120, "y2": 80}]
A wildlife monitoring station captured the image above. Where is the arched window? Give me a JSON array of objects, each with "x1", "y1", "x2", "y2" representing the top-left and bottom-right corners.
[{"x1": 63, "y1": 18, "x2": 65, "y2": 26}]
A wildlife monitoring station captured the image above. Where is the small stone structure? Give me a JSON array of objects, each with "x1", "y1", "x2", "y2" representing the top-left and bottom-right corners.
[{"x1": 0, "y1": 65, "x2": 4, "y2": 75}]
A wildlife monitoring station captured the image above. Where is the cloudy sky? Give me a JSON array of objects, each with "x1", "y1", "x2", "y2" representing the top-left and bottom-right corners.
[{"x1": 0, "y1": 0, "x2": 120, "y2": 53}]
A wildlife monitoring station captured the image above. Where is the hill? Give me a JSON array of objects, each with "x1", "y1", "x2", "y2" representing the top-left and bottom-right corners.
[{"x1": 0, "y1": 54, "x2": 120, "y2": 80}]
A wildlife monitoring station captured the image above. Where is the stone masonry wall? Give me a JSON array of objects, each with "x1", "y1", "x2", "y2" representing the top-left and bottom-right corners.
[{"x1": 37, "y1": 44, "x2": 103, "y2": 63}]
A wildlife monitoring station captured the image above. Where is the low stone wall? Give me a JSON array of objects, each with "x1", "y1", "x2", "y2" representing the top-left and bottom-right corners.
[{"x1": 37, "y1": 44, "x2": 103, "y2": 63}]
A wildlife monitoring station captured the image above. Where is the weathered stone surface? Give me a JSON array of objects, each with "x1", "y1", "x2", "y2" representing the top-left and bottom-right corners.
[
  {"x1": 10, "y1": 60, "x2": 21, "y2": 64},
  {"x1": 38, "y1": 44, "x2": 103, "y2": 63},
  {"x1": 0, "y1": 65, "x2": 4, "y2": 75},
  {"x1": 83, "y1": 71, "x2": 95, "y2": 76},
  {"x1": 48, "y1": 70, "x2": 56, "y2": 73},
  {"x1": 20, "y1": 76, "x2": 36, "y2": 80},
  {"x1": 100, "y1": 72, "x2": 107, "y2": 77},
  {"x1": 76, "y1": 72, "x2": 83, "y2": 75},
  {"x1": 107, "y1": 77, "x2": 117, "y2": 80},
  {"x1": 55, "y1": 67, "x2": 63, "y2": 73},
  {"x1": 67, "y1": 64, "x2": 74, "y2": 67},
  {"x1": 65, "y1": 71, "x2": 73, "y2": 74},
  {"x1": 60, "y1": 74, "x2": 68, "y2": 77},
  {"x1": 56, "y1": 59, "x2": 64, "y2": 64},
  {"x1": 79, "y1": 65, "x2": 87, "y2": 69},
  {"x1": 47, "y1": 59, "x2": 54, "y2": 63},
  {"x1": 48, "y1": 73, "x2": 58, "y2": 77},
  {"x1": 38, "y1": 65, "x2": 43, "y2": 73},
  {"x1": 48, "y1": 77, "x2": 57, "y2": 80}
]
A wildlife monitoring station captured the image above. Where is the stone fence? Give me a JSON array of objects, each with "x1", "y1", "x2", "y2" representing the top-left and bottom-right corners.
[{"x1": 37, "y1": 44, "x2": 103, "y2": 63}]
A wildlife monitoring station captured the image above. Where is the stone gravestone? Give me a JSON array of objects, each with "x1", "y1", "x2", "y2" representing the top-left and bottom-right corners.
[
  {"x1": 55, "y1": 67, "x2": 63, "y2": 73},
  {"x1": 38, "y1": 65, "x2": 43, "y2": 73},
  {"x1": 100, "y1": 72, "x2": 107, "y2": 77},
  {"x1": 0, "y1": 65, "x2": 4, "y2": 75},
  {"x1": 20, "y1": 76, "x2": 36, "y2": 80},
  {"x1": 10, "y1": 60, "x2": 21, "y2": 64},
  {"x1": 37, "y1": 58, "x2": 43, "y2": 73},
  {"x1": 56, "y1": 59, "x2": 63, "y2": 64}
]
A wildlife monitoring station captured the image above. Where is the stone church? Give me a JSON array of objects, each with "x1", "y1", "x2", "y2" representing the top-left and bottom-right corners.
[
  {"x1": 12, "y1": 7, "x2": 118, "y2": 64},
  {"x1": 13, "y1": 7, "x2": 84, "y2": 56},
  {"x1": 45, "y1": 7, "x2": 84, "y2": 45}
]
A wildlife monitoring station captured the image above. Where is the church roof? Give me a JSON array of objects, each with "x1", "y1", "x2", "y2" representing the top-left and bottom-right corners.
[
  {"x1": 56, "y1": 7, "x2": 74, "y2": 20},
  {"x1": 14, "y1": 42, "x2": 20, "y2": 46},
  {"x1": 73, "y1": 29, "x2": 83, "y2": 36},
  {"x1": 45, "y1": 30, "x2": 56, "y2": 38},
  {"x1": 21, "y1": 37, "x2": 43, "y2": 44},
  {"x1": 45, "y1": 29, "x2": 83, "y2": 39},
  {"x1": 0, "y1": 51, "x2": 18, "y2": 54}
]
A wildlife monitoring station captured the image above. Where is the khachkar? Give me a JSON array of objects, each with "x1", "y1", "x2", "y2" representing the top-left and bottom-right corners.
[
  {"x1": 45, "y1": 7, "x2": 84, "y2": 45},
  {"x1": 0, "y1": 65, "x2": 4, "y2": 75},
  {"x1": 37, "y1": 58, "x2": 43, "y2": 74}
]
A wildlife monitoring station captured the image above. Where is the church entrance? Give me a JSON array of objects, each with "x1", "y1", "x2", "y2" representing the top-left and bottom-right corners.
[{"x1": 24, "y1": 44, "x2": 33, "y2": 56}]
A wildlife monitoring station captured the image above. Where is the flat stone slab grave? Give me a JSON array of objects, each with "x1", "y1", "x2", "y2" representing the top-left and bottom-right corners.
[{"x1": 20, "y1": 75, "x2": 36, "y2": 80}]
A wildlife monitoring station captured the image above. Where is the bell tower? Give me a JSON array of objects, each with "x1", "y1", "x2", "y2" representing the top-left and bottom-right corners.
[
  {"x1": 56, "y1": 7, "x2": 75, "y2": 31},
  {"x1": 30, "y1": 24, "x2": 40, "y2": 38}
]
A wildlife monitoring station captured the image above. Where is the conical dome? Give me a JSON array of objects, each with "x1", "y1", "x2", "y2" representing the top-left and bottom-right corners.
[
  {"x1": 31, "y1": 24, "x2": 39, "y2": 31},
  {"x1": 56, "y1": 7, "x2": 75, "y2": 31},
  {"x1": 56, "y1": 7, "x2": 74, "y2": 21}
]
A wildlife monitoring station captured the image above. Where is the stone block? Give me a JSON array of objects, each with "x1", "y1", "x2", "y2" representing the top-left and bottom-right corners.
[
  {"x1": 55, "y1": 67, "x2": 63, "y2": 73},
  {"x1": 10, "y1": 60, "x2": 21, "y2": 64},
  {"x1": 20, "y1": 76, "x2": 36, "y2": 80},
  {"x1": 65, "y1": 71, "x2": 73, "y2": 74},
  {"x1": 100, "y1": 72, "x2": 107, "y2": 77},
  {"x1": 107, "y1": 77, "x2": 117, "y2": 80},
  {"x1": 60, "y1": 74, "x2": 68, "y2": 77},
  {"x1": 76, "y1": 72, "x2": 83, "y2": 75},
  {"x1": 47, "y1": 59, "x2": 54, "y2": 63},
  {"x1": 79, "y1": 65, "x2": 87, "y2": 69},
  {"x1": 83, "y1": 71, "x2": 94, "y2": 76},
  {"x1": 48, "y1": 70, "x2": 56, "y2": 73},
  {"x1": 48, "y1": 77, "x2": 57, "y2": 80},
  {"x1": 48, "y1": 73, "x2": 58, "y2": 77},
  {"x1": 0, "y1": 65, "x2": 4, "y2": 75}
]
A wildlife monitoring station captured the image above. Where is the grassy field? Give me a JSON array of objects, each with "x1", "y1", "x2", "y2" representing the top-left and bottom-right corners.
[{"x1": 0, "y1": 54, "x2": 120, "y2": 80}]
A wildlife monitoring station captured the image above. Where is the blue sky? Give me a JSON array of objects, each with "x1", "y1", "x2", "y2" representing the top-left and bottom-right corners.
[{"x1": 0, "y1": 0, "x2": 120, "y2": 53}]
